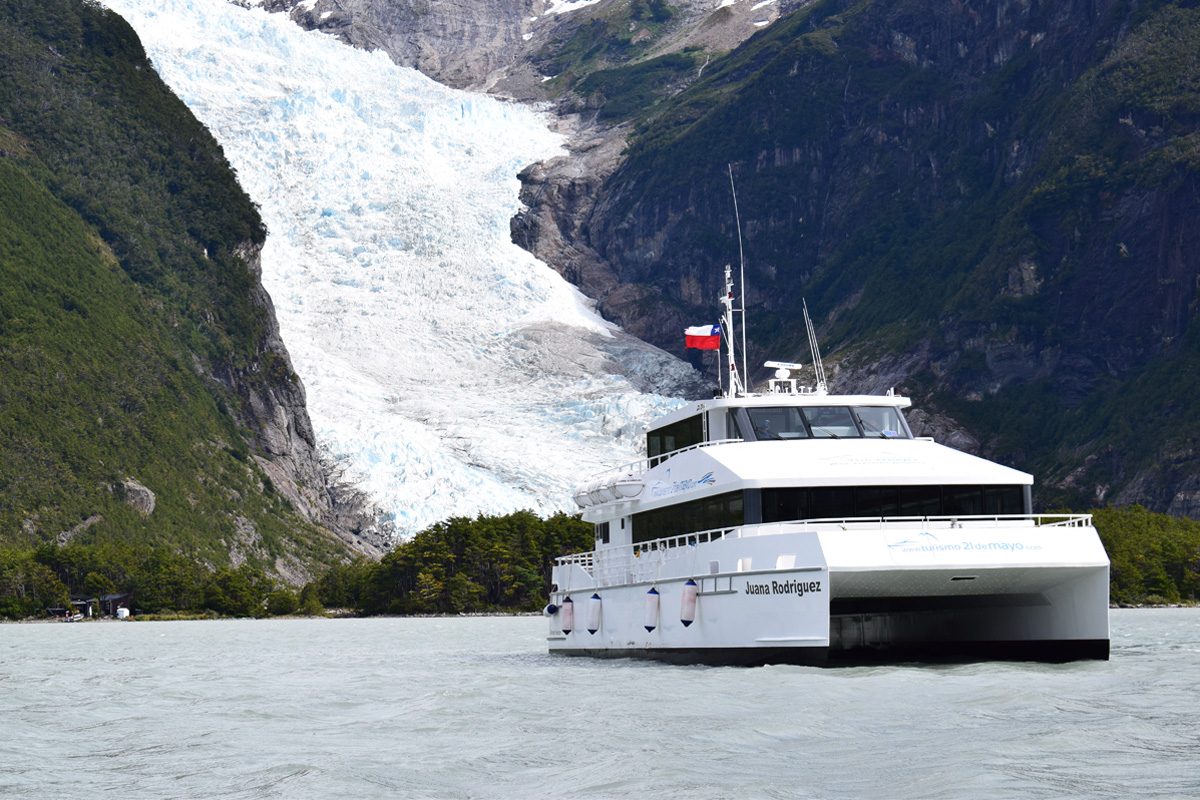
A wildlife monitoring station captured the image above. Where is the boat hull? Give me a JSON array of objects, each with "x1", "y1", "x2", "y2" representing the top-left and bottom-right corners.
[
  {"x1": 551, "y1": 639, "x2": 1110, "y2": 667},
  {"x1": 548, "y1": 520, "x2": 1110, "y2": 666}
]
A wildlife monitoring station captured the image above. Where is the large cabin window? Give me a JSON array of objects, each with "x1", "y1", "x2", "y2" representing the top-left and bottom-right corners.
[
  {"x1": 632, "y1": 491, "x2": 743, "y2": 544},
  {"x1": 646, "y1": 414, "x2": 704, "y2": 462},
  {"x1": 761, "y1": 485, "x2": 1027, "y2": 522}
]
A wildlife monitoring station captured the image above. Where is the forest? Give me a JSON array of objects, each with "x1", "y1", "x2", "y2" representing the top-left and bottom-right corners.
[
  {"x1": 0, "y1": 511, "x2": 591, "y2": 619},
  {"x1": 0, "y1": 507, "x2": 1194, "y2": 620}
]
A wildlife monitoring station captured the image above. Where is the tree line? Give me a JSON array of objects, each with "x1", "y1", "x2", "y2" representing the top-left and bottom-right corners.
[
  {"x1": 0, "y1": 511, "x2": 591, "y2": 619},
  {"x1": 0, "y1": 539, "x2": 320, "y2": 619},
  {"x1": 308, "y1": 511, "x2": 591, "y2": 615},
  {"x1": 1, "y1": 506, "x2": 1195, "y2": 620}
]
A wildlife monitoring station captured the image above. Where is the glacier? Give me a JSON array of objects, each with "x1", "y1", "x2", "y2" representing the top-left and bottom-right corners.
[{"x1": 102, "y1": 0, "x2": 697, "y2": 536}]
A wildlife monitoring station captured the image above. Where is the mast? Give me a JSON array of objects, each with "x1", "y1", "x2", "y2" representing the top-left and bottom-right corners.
[
  {"x1": 721, "y1": 264, "x2": 745, "y2": 397},
  {"x1": 728, "y1": 165, "x2": 749, "y2": 391},
  {"x1": 802, "y1": 299, "x2": 828, "y2": 395}
]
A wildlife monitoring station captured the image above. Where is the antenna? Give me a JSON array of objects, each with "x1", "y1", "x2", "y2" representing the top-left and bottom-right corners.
[
  {"x1": 802, "y1": 299, "x2": 828, "y2": 394},
  {"x1": 720, "y1": 264, "x2": 745, "y2": 397},
  {"x1": 728, "y1": 164, "x2": 749, "y2": 391}
]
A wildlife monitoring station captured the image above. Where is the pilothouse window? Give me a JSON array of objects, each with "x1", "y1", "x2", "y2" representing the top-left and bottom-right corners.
[
  {"x1": 746, "y1": 407, "x2": 808, "y2": 439},
  {"x1": 855, "y1": 406, "x2": 910, "y2": 439},
  {"x1": 804, "y1": 406, "x2": 860, "y2": 438},
  {"x1": 742, "y1": 405, "x2": 913, "y2": 441}
]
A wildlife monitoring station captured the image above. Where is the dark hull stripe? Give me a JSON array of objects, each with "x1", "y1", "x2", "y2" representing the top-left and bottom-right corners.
[{"x1": 550, "y1": 639, "x2": 1110, "y2": 667}]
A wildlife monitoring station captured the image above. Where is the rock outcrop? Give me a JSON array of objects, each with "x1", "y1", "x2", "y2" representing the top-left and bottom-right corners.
[
  {"x1": 216, "y1": 243, "x2": 389, "y2": 557},
  {"x1": 121, "y1": 479, "x2": 157, "y2": 516}
]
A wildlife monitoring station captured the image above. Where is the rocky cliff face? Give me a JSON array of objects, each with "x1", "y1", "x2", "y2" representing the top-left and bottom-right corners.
[
  {"x1": 259, "y1": 0, "x2": 807, "y2": 93},
  {"x1": 253, "y1": 0, "x2": 539, "y2": 93},
  {"x1": 220, "y1": 243, "x2": 388, "y2": 556},
  {"x1": 536, "y1": 0, "x2": 1200, "y2": 513}
]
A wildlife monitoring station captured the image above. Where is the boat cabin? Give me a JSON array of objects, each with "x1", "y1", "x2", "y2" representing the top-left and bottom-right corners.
[
  {"x1": 583, "y1": 393, "x2": 1033, "y2": 550},
  {"x1": 647, "y1": 394, "x2": 914, "y2": 463}
]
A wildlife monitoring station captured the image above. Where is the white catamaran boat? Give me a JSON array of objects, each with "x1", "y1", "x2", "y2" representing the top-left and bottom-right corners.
[{"x1": 547, "y1": 267, "x2": 1110, "y2": 665}]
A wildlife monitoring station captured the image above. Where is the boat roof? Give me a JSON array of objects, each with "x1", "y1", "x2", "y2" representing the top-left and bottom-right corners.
[
  {"x1": 648, "y1": 392, "x2": 911, "y2": 432},
  {"x1": 714, "y1": 439, "x2": 1030, "y2": 486},
  {"x1": 624, "y1": 438, "x2": 1033, "y2": 514}
]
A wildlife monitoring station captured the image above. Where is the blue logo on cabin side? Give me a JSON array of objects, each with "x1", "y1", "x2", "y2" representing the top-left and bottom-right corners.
[
  {"x1": 887, "y1": 531, "x2": 940, "y2": 548},
  {"x1": 650, "y1": 472, "x2": 716, "y2": 498}
]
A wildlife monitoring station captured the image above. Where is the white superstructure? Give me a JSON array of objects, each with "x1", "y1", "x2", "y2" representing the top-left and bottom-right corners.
[{"x1": 547, "y1": 270, "x2": 1110, "y2": 665}]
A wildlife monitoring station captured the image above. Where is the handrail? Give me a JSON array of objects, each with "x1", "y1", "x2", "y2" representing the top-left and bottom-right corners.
[
  {"x1": 554, "y1": 513, "x2": 1094, "y2": 568},
  {"x1": 577, "y1": 438, "x2": 743, "y2": 490}
]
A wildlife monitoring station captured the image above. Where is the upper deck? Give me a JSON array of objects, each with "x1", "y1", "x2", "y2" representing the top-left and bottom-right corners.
[
  {"x1": 573, "y1": 388, "x2": 1032, "y2": 519},
  {"x1": 646, "y1": 391, "x2": 912, "y2": 434},
  {"x1": 644, "y1": 390, "x2": 917, "y2": 469}
]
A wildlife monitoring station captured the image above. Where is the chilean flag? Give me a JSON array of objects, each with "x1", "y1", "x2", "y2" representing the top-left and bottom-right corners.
[{"x1": 685, "y1": 323, "x2": 721, "y2": 350}]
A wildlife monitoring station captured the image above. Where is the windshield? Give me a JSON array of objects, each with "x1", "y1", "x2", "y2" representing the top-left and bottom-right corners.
[
  {"x1": 741, "y1": 405, "x2": 912, "y2": 440},
  {"x1": 854, "y1": 406, "x2": 910, "y2": 439},
  {"x1": 803, "y1": 406, "x2": 860, "y2": 438},
  {"x1": 746, "y1": 407, "x2": 809, "y2": 439}
]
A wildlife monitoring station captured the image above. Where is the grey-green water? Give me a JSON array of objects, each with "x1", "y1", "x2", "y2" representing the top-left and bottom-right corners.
[{"x1": 1, "y1": 609, "x2": 1197, "y2": 799}]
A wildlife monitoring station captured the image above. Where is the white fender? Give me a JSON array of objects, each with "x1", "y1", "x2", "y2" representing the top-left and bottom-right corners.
[
  {"x1": 587, "y1": 593, "x2": 602, "y2": 635},
  {"x1": 680, "y1": 579, "x2": 698, "y2": 627},
  {"x1": 561, "y1": 595, "x2": 575, "y2": 635},
  {"x1": 644, "y1": 587, "x2": 660, "y2": 632}
]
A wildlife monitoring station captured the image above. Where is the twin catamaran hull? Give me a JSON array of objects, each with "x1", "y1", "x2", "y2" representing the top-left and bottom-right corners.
[{"x1": 547, "y1": 519, "x2": 1110, "y2": 666}]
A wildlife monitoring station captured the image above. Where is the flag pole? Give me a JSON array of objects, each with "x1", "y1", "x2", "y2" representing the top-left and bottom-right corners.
[{"x1": 728, "y1": 164, "x2": 749, "y2": 393}]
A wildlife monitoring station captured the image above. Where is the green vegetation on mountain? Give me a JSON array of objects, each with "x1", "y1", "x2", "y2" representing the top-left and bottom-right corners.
[
  {"x1": 574, "y1": 0, "x2": 1200, "y2": 513},
  {"x1": 0, "y1": 538, "x2": 305, "y2": 619},
  {"x1": 310, "y1": 511, "x2": 592, "y2": 615},
  {"x1": 0, "y1": 0, "x2": 346, "y2": 573},
  {"x1": 1095, "y1": 505, "x2": 1200, "y2": 605},
  {"x1": 0, "y1": 510, "x2": 591, "y2": 618},
  {"x1": 535, "y1": 0, "x2": 692, "y2": 114}
]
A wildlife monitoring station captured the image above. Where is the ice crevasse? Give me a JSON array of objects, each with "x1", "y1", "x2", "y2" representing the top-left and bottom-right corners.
[{"x1": 102, "y1": 0, "x2": 694, "y2": 536}]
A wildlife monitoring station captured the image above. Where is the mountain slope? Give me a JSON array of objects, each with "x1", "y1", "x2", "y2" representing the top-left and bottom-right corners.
[
  {"x1": 0, "y1": 0, "x2": 374, "y2": 573},
  {"x1": 551, "y1": 0, "x2": 1200, "y2": 513},
  {"x1": 241, "y1": 0, "x2": 1200, "y2": 515}
]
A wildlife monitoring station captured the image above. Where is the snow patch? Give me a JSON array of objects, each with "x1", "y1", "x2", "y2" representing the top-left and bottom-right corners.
[{"x1": 543, "y1": 0, "x2": 603, "y2": 16}]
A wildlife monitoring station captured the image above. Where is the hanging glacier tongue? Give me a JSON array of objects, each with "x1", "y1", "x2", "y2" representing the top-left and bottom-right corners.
[{"x1": 102, "y1": 0, "x2": 693, "y2": 536}]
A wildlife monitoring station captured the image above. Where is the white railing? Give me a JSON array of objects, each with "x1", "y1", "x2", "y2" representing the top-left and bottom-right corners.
[
  {"x1": 742, "y1": 513, "x2": 1093, "y2": 534},
  {"x1": 580, "y1": 439, "x2": 743, "y2": 488},
  {"x1": 554, "y1": 514, "x2": 1094, "y2": 588}
]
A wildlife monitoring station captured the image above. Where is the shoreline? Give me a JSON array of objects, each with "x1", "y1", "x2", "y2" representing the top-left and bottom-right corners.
[
  {"x1": 2, "y1": 606, "x2": 1194, "y2": 624},
  {"x1": 1, "y1": 610, "x2": 546, "y2": 624}
]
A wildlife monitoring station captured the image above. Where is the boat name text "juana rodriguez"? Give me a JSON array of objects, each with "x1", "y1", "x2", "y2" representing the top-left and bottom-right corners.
[{"x1": 745, "y1": 579, "x2": 823, "y2": 597}]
